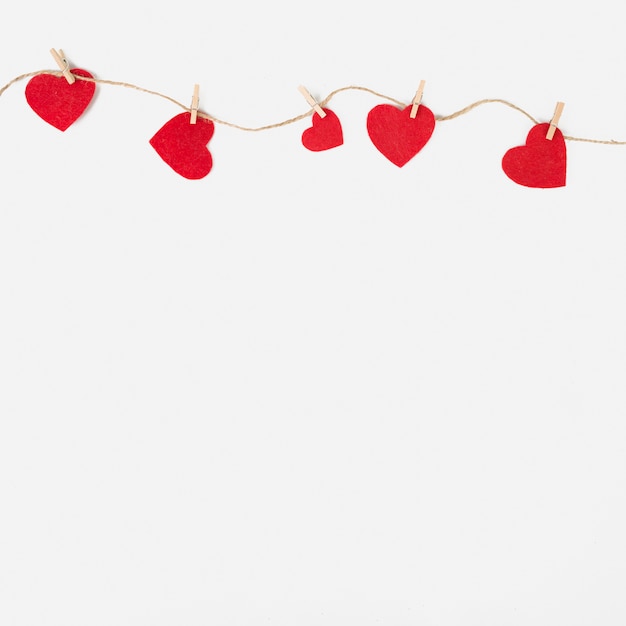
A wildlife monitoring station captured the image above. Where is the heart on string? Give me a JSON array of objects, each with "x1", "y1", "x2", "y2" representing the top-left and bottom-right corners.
[
  {"x1": 149, "y1": 112, "x2": 215, "y2": 179},
  {"x1": 301, "y1": 108, "x2": 343, "y2": 151},
  {"x1": 501, "y1": 123, "x2": 566, "y2": 188},
  {"x1": 25, "y1": 69, "x2": 96, "y2": 131},
  {"x1": 367, "y1": 104, "x2": 435, "y2": 167}
]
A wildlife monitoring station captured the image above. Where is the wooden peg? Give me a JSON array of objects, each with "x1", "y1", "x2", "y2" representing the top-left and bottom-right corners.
[
  {"x1": 190, "y1": 84, "x2": 200, "y2": 124},
  {"x1": 546, "y1": 101, "x2": 565, "y2": 140},
  {"x1": 50, "y1": 48, "x2": 75, "y2": 84},
  {"x1": 410, "y1": 80, "x2": 426, "y2": 119},
  {"x1": 298, "y1": 85, "x2": 326, "y2": 118}
]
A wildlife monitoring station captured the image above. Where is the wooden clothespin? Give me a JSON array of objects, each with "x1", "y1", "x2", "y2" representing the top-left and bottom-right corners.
[
  {"x1": 190, "y1": 84, "x2": 200, "y2": 124},
  {"x1": 546, "y1": 101, "x2": 565, "y2": 140},
  {"x1": 410, "y1": 80, "x2": 426, "y2": 119},
  {"x1": 50, "y1": 48, "x2": 75, "y2": 84},
  {"x1": 298, "y1": 85, "x2": 326, "y2": 118}
]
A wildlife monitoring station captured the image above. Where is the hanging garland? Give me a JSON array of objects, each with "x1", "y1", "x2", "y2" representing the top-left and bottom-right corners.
[{"x1": 3, "y1": 50, "x2": 624, "y2": 186}]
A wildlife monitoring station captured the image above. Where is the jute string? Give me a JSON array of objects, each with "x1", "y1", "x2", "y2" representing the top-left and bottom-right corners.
[{"x1": 2, "y1": 70, "x2": 625, "y2": 145}]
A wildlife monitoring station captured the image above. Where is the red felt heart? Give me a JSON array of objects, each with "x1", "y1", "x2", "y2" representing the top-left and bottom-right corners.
[
  {"x1": 302, "y1": 108, "x2": 343, "y2": 151},
  {"x1": 149, "y1": 112, "x2": 215, "y2": 180},
  {"x1": 25, "y1": 69, "x2": 95, "y2": 131},
  {"x1": 502, "y1": 123, "x2": 566, "y2": 188},
  {"x1": 367, "y1": 104, "x2": 435, "y2": 167}
]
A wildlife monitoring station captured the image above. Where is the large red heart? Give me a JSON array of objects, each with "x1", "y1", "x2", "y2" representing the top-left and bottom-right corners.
[
  {"x1": 502, "y1": 123, "x2": 566, "y2": 188},
  {"x1": 302, "y1": 108, "x2": 343, "y2": 151},
  {"x1": 25, "y1": 68, "x2": 95, "y2": 131},
  {"x1": 367, "y1": 104, "x2": 435, "y2": 167},
  {"x1": 149, "y1": 112, "x2": 215, "y2": 180}
]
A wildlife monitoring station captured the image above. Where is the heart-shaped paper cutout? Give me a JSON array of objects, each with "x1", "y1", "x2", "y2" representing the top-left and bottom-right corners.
[
  {"x1": 25, "y1": 69, "x2": 96, "y2": 131},
  {"x1": 302, "y1": 108, "x2": 343, "y2": 151},
  {"x1": 149, "y1": 112, "x2": 215, "y2": 179},
  {"x1": 502, "y1": 123, "x2": 566, "y2": 188},
  {"x1": 367, "y1": 104, "x2": 435, "y2": 167}
]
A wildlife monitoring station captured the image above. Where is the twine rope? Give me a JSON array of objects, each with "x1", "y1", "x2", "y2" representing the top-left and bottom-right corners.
[{"x1": 2, "y1": 69, "x2": 625, "y2": 145}]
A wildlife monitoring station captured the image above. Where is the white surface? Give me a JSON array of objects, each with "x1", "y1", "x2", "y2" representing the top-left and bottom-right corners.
[{"x1": 1, "y1": 2, "x2": 625, "y2": 625}]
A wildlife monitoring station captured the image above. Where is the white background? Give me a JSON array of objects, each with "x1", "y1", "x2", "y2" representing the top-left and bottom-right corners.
[{"x1": 1, "y1": 1, "x2": 625, "y2": 625}]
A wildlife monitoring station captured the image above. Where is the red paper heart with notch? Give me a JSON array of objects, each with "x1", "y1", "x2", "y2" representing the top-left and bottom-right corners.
[
  {"x1": 25, "y1": 68, "x2": 95, "y2": 131},
  {"x1": 149, "y1": 112, "x2": 215, "y2": 179},
  {"x1": 502, "y1": 123, "x2": 566, "y2": 188},
  {"x1": 367, "y1": 104, "x2": 435, "y2": 167},
  {"x1": 302, "y1": 108, "x2": 343, "y2": 151}
]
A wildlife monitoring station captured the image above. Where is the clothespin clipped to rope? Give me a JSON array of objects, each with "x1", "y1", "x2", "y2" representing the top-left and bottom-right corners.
[
  {"x1": 50, "y1": 48, "x2": 75, "y2": 84},
  {"x1": 546, "y1": 101, "x2": 565, "y2": 140},
  {"x1": 190, "y1": 84, "x2": 200, "y2": 124},
  {"x1": 298, "y1": 85, "x2": 326, "y2": 118},
  {"x1": 410, "y1": 80, "x2": 426, "y2": 118}
]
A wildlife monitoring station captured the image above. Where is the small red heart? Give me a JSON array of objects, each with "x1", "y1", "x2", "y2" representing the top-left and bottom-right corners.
[
  {"x1": 502, "y1": 123, "x2": 566, "y2": 188},
  {"x1": 301, "y1": 108, "x2": 343, "y2": 151},
  {"x1": 149, "y1": 112, "x2": 215, "y2": 180},
  {"x1": 367, "y1": 104, "x2": 435, "y2": 167},
  {"x1": 25, "y1": 69, "x2": 95, "y2": 131}
]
